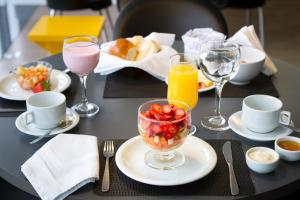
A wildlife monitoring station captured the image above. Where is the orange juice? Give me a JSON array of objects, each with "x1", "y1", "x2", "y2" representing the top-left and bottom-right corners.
[{"x1": 167, "y1": 64, "x2": 198, "y2": 109}]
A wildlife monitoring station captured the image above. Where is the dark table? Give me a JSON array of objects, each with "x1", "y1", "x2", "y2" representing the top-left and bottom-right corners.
[{"x1": 0, "y1": 50, "x2": 300, "y2": 200}]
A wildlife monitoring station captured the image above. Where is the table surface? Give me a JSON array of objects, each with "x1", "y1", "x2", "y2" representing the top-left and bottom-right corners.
[{"x1": 0, "y1": 44, "x2": 300, "y2": 200}]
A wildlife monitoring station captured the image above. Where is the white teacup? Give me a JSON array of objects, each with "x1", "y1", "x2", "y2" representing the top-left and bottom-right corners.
[
  {"x1": 25, "y1": 91, "x2": 66, "y2": 129},
  {"x1": 242, "y1": 95, "x2": 291, "y2": 133}
]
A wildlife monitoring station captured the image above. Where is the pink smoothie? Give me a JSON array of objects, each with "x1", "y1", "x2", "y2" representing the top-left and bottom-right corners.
[{"x1": 63, "y1": 42, "x2": 100, "y2": 76}]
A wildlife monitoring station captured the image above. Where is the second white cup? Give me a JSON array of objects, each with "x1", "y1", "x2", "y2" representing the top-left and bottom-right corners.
[
  {"x1": 242, "y1": 95, "x2": 291, "y2": 133},
  {"x1": 25, "y1": 91, "x2": 66, "y2": 129}
]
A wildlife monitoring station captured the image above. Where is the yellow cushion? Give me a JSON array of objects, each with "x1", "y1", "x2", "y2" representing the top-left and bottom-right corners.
[{"x1": 28, "y1": 16, "x2": 105, "y2": 54}]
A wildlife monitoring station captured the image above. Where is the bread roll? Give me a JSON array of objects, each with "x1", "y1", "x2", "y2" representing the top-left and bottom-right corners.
[
  {"x1": 108, "y1": 38, "x2": 138, "y2": 60},
  {"x1": 135, "y1": 39, "x2": 161, "y2": 61},
  {"x1": 129, "y1": 36, "x2": 144, "y2": 47}
]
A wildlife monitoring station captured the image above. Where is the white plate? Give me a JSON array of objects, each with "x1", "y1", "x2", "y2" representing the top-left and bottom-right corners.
[
  {"x1": 0, "y1": 69, "x2": 71, "y2": 101},
  {"x1": 165, "y1": 70, "x2": 215, "y2": 93},
  {"x1": 115, "y1": 135, "x2": 217, "y2": 186},
  {"x1": 229, "y1": 111, "x2": 293, "y2": 142},
  {"x1": 15, "y1": 108, "x2": 79, "y2": 136}
]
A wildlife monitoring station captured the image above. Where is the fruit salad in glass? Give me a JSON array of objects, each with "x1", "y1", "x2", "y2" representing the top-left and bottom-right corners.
[
  {"x1": 138, "y1": 99, "x2": 192, "y2": 170},
  {"x1": 13, "y1": 61, "x2": 52, "y2": 93}
]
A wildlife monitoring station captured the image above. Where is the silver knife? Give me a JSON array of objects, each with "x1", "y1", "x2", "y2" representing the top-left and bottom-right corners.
[{"x1": 222, "y1": 141, "x2": 239, "y2": 196}]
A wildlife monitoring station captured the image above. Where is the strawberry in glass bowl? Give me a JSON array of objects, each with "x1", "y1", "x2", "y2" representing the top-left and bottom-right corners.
[
  {"x1": 13, "y1": 61, "x2": 52, "y2": 93},
  {"x1": 138, "y1": 99, "x2": 192, "y2": 170}
]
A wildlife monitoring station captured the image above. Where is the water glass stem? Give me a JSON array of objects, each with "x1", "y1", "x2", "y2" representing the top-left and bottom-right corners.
[
  {"x1": 215, "y1": 83, "x2": 224, "y2": 117},
  {"x1": 80, "y1": 75, "x2": 88, "y2": 107}
]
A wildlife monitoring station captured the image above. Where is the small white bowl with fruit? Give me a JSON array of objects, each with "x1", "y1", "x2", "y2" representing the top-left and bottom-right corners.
[{"x1": 138, "y1": 99, "x2": 192, "y2": 170}]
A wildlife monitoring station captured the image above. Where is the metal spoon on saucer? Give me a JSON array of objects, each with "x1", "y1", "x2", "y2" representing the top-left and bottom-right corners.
[
  {"x1": 280, "y1": 123, "x2": 300, "y2": 133},
  {"x1": 30, "y1": 118, "x2": 73, "y2": 144}
]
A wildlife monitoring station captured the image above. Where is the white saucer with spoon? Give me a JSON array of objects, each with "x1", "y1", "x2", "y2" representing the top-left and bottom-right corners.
[{"x1": 15, "y1": 108, "x2": 79, "y2": 137}]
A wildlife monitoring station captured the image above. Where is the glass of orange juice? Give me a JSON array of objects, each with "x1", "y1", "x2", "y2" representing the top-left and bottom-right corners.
[{"x1": 168, "y1": 53, "x2": 198, "y2": 133}]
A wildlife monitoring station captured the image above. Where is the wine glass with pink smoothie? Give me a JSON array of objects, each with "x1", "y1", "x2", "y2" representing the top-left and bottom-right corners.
[{"x1": 63, "y1": 35, "x2": 100, "y2": 117}]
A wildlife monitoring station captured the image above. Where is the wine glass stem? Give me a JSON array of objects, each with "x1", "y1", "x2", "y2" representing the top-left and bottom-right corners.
[
  {"x1": 215, "y1": 83, "x2": 224, "y2": 117},
  {"x1": 80, "y1": 75, "x2": 88, "y2": 107}
]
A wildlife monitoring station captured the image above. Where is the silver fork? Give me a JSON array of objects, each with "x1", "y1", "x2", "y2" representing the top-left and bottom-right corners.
[{"x1": 102, "y1": 140, "x2": 114, "y2": 192}]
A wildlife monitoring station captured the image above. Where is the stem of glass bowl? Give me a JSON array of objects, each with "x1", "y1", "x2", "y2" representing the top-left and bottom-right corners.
[{"x1": 155, "y1": 150, "x2": 175, "y2": 161}]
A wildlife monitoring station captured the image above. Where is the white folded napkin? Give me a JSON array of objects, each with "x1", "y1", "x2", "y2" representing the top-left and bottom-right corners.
[
  {"x1": 182, "y1": 28, "x2": 226, "y2": 60},
  {"x1": 228, "y1": 25, "x2": 278, "y2": 76},
  {"x1": 21, "y1": 134, "x2": 99, "y2": 200},
  {"x1": 94, "y1": 32, "x2": 177, "y2": 81}
]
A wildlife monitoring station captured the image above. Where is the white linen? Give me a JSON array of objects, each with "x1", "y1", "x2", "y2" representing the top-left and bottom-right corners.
[
  {"x1": 228, "y1": 25, "x2": 278, "y2": 76},
  {"x1": 94, "y1": 32, "x2": 177, "y2": 81},
  {"x1": 182, "y1": 28, "x2": 226, "y2": 60},
  {"x1": 21, "y1": 134, "x2": 99, "y2": 200}
]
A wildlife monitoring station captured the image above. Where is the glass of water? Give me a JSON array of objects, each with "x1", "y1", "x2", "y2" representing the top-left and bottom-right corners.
[{"x1": 199, "y1": 40, "x2": 240, "y2": 131}]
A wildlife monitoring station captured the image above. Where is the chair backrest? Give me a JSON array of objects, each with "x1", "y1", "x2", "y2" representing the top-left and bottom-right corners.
[
  {"x1": 46, "y1": 0, "x2": 111, "y2": 11},
  {"x1": 117, "y1": 0, "x2": 228, "y2": 11},
  {"x1": 226, "y1": 0, "x2": 265, "y2": 8},
  {"x1": 113, "y1": 0, "x2": 228, "y2": 39},
  {"x1": 117, "y1": 0, "x2": 130, "y2": 11}
]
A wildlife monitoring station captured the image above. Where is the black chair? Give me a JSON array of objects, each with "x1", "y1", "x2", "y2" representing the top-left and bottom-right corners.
[
  {"x1": 226, "y1": 0, "x2": 265, "y2": 46},
  {"x1": 117, "y1": 0, "x2": 228, "y2": 11},
  {"x1": 46, "y1": 0, "x2": 113, "y2": 41},
  {"x1": 116, "y1": 0, "x2": 129, "y2": 11},
  {"x1": 113, "y1": 0, "x2": 228, "y2": 40}
]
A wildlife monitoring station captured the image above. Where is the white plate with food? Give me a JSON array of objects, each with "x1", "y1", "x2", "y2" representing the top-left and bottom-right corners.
[
  {"x1": 15, "y1": 108, "x2": 79, "y2": 136},
  {"x1": 0, "y1": 69, "x2": 71, "y2": 101},
  {"x1": 165, "y1": 70, "x2": 215, "y2": 93},
  {"x1": 115, "y1": 135, "x2": 217, "y2": 186},
  {"x1": 228, "y1": 111, "x2": 293, "y2": 142}
]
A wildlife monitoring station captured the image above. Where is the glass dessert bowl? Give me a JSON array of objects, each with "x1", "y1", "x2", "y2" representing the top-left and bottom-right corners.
[
  {"x1": 138, "y1": 99, "x2": 192, "y2": 170},
  {"x1": 13, "y1": 61, "x2": 52, "y2": 92}
]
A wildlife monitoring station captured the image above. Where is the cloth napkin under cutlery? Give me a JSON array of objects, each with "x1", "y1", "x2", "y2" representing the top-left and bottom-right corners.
[
  {"x1": 228, "y1": 25, "x2": 278, "y2": 76},
  {"x1": 21, "y1": 134, "x2": 99, "y2": 200},
  {"x1": 94, "y1": 32, "x2": 177, "y2": 81}
]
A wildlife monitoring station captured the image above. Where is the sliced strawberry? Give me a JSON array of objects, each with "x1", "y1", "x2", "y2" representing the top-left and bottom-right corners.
[
  {"x1": 162, "y1": 124, "x2": 179, "y2": 139},
  {"x1": 161, "y1": 114, "x2": 173, "y2": 121},
  {"x1": 175, "y1": 115, "x2": 185, "y2": 120},
  {"x1": 175, "y1": 108, "x2": 186, "y2": 119},
  {"x1": 150, "y1": 104, "x2": 163, "y2": 114},
  {"x1": 164, "y1": 132, "x2": 174, "y2": 139},
  {"x1": 153, "y1": 113, "x2": 164, "y2": 121},
  {"x1": 150, "y1": 124, "x2": 162, "y2": 135},
  {"x1": 160, "y1": 124, "x2": 167, "y2": 132},
  {"x1": 144, "y1": 110, "x2": 154, "y2": 119},
  {"x1": 31, "y1": 80, "x2": 51, "y2": 93},
  {"x1": 167, "y1": 125, "x2": 179, "y2": 135},
  {"x1": 141, "y1": 119, "x2": 151, "y2": 130},
  {"x1": 149, "y1": 110, "x2": 158, "y2": 117},
  {"x1": 31, "y1": 83, "x2": 44, "y2": 93},
  {"x1": 162, "y1": 105, "x2": 172, "y2": 114},
  {"x1": 171, "y1": 105, "x2": 178, "y2": 114}
]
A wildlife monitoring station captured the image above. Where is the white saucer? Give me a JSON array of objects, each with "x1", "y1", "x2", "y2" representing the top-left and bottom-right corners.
[
  {"x1": 0, "y1": 69, "x2": 71, "y2": 101},
  {"x1": 115, "y1": 135, "x2": 217, "y2": 186},
  {"x1": 229, "y1": 111, "x2": 293, "y2": 142},
  {"x1": 15, "y1": 108, "x2": 80, "y2": 136}
]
